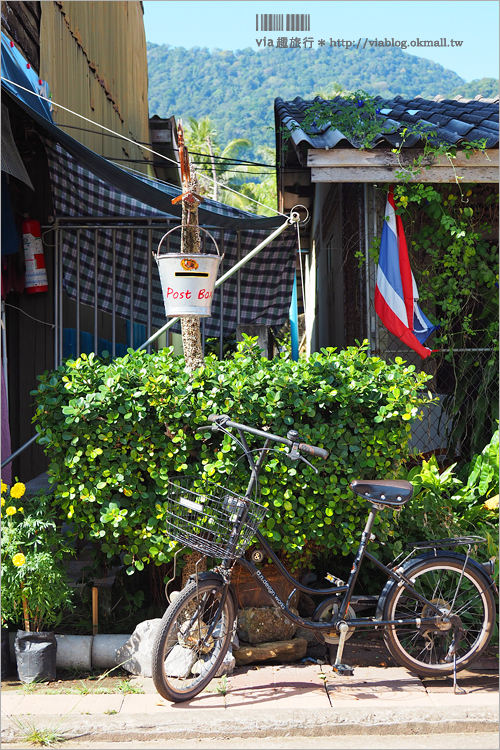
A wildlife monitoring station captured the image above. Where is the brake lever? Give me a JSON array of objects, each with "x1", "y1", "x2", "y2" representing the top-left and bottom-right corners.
[
  {"x1": 288, "y1": 442, "x2": 319, "y2": 474},
  {"x1": 299, "y1": 454, "x2": 319, "y2": 474}
]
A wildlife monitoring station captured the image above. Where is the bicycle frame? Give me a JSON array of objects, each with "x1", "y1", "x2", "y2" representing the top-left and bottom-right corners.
[{"x1": 216, "y1": 421, "x2": 446, "y2": 634}]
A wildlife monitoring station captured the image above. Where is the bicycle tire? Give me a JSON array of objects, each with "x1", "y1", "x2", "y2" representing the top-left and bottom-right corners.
[
  {"x1": 383, "y1": 555, "x2": 496, "y2": 677},
  {"x1": 151, "y1": 578, "x2": 235, "y2": 702}
]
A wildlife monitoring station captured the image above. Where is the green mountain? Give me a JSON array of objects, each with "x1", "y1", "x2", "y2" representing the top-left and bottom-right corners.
[{"x1": 147, "y1": 44, "x2": 499, "y2": 153}]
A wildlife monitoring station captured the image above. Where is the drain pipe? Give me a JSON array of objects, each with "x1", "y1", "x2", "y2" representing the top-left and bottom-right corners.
[{"x1": 8, "y1": 633, "x2": 131, "y2": 670}]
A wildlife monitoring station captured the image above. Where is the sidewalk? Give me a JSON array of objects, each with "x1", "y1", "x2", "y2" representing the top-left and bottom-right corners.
[{"x1": 1, "y1": 663, "x2": 498, "y2": 744}]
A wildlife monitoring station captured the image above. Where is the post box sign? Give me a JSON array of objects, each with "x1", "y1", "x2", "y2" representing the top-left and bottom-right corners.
[{"x1": 156, "y1": 253, "x2": 222, "y2": 317}]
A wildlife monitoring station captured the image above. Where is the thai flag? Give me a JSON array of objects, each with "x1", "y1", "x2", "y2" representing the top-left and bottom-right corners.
[{"x1": 375, "y1": 187, "x2": 438, "y2": 359}]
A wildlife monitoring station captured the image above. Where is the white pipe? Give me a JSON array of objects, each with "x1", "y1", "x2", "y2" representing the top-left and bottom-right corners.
[
  {"x1": 92, "y1": 634, "x2": 131, "y2": 668},
  {"x1": 55, "y1": 635, "x2": 93, "y2": 670},
  {"x1": 1, "y1": 301, "x2": 8, "y2": 408},
  {"x1": 137, "y1": 216, "x2": 294, "y2": 351},
  {"x1": 364, "y1": 183, "x2": 371, "y2": 352},
  {"x1": 8, "y1": 633, "x2": 132, "y2": 670}
]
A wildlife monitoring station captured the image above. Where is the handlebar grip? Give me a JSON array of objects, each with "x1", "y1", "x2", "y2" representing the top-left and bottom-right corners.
[
  {"x1": 208, "y1": 414, "x2": 218, "y2": 423},
  {"x1": 298, "y1": 443, "x2": 329, "y2": 460}
]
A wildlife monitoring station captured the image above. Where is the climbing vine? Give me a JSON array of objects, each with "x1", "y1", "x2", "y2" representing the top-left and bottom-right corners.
[
  {"x1": 288, "y1": 89, "x2": 395, "y2": 149},
  {"x1": 388, "y1": 183, "x2": 498, "y2": 460},
  {"x1": 285, "y1": 91, "x2": 497, "y2": 460}
]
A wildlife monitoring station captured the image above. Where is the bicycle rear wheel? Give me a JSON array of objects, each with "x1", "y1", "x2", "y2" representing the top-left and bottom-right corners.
[
  {"x1": 383, "y1": 556, "x2": 496, "y2": 677},
  {"x1": 151, "y1": 578, "x2": 235, "y2": 702}
]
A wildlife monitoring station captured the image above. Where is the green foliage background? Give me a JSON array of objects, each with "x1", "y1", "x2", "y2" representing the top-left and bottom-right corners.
[
  {"x1": 32, "y1": 342, "x2": 432, "y2": 573},
  {"x1": 147, "y1": 43, "x2": 499, "y2": 155}
]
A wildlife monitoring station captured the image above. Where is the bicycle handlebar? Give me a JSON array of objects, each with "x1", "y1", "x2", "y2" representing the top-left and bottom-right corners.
[
  {"x1": 207, "y1": 414, "x2": 329, "y2": 460},
  {"x1": 297, "y1": 442, "x2": 329, "y2": 460}
]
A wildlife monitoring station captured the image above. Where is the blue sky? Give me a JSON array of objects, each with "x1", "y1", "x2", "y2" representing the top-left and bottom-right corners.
[{"x1": 143, "y1": 1, "x2": 499, "y2": 82}]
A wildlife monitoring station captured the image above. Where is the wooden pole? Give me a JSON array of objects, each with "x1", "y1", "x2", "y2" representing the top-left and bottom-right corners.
[
  {"x1": 175, "y1": 122, "x2": 205, "y2": 374},
  {"x1": 20, "y1": 583, "x2": 30, "y2": 632},
  {"x1": 92, "y1": 586, "x2": 98, "y2": 635}
]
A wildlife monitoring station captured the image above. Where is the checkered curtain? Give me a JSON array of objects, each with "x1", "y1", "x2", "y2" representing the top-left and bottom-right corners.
[{"x1": 44, "y1": 143, "x2": 297, "y2": 337}]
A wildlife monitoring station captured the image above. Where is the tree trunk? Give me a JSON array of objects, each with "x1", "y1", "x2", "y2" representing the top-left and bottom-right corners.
[
  {"x1": 207, "y1": 136, "x2": 218, "y2": 201},
  {"x1": 181, "y1": 551, "x2": 207, "y2": 588},
  {"x1": 180, "y1": 174, "x2": 205, "y2": 373}
]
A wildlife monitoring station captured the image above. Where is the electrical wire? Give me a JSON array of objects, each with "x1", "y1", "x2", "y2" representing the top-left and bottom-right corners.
[
  {"x1": 3, "y1": 302, "x2": 55, "y2": 328},
  {"x1": 1, "y1": 77, "x2": 286, "y2": 218},
  {"x1": 49, "y1": 123, "x2": 275, "y2": 167},
  {"x1": 106, "y1": 157, "x2": 274, "y2": 175}
]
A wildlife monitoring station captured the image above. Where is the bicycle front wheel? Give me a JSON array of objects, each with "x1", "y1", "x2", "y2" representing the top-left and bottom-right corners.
[
  {"x1": 383, "y1": 556, "x2": 496, "y2": 677},
  {"x1": 151, "y1": 578, "x2": 235, "y2": 702}
]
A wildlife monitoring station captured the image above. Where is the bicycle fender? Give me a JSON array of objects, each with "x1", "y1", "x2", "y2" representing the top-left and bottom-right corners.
[
  {"x1": 375, "y1": 550, "x2": 497, "y2": 621},
  {"x1": 187, "y1": 570, "x2": 239, "y2": 617}
]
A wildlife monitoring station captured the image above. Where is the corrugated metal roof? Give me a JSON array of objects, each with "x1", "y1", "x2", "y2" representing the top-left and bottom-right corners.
[{"x1": 275, "y1": 94, "x2": 499, "y2": 151}]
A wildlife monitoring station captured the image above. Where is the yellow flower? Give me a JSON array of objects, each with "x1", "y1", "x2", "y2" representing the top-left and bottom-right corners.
[
  {"x1": 6, "y1": 506, "x2": 17, "y2": 516},
  {"x1": 1, "y1": 497, "x2": 5, "y2": 507},
  {"x1": 1, "y1": 480, "x2": 7, "y2": 494},
  {"x1": 484, "y1": 495, "x2": 499, "y2": 511},
  {"x1": 10, "y1": 483, "x2": 26, "y2": 499},
  {"x1": 12, "y1": 553, "x2": 26, "y2": 567},
  {"x1": 17, "y1": 507, "x2": 24, "y2": 514}
]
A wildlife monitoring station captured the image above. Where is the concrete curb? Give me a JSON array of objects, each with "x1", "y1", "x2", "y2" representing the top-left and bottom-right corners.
[{"x1": 2, "y1": 707, "x2": 499, "y2": 742}]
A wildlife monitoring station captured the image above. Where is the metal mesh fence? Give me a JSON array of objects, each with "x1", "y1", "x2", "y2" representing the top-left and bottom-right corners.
[{"x1": 365, "y1": 183, "x2": 499, "y2": 463}]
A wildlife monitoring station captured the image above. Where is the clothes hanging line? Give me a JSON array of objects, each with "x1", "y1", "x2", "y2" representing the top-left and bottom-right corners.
[{"x1": 1, "y1": 74, "x2": 286, "y2": 224}]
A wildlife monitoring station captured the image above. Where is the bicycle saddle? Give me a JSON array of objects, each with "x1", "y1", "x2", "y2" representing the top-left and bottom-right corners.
[{"x1": 350, "y1": 479, "x2": 413, "y2": 506}]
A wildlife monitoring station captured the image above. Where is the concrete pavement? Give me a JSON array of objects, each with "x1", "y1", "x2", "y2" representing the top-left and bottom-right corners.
[{"x1": 1, "y1": 663, "x2": 498, "y2": 744}]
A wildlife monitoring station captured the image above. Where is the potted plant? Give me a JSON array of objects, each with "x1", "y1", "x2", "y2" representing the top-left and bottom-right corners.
[{"x1": 1, "y1": 481, "x2": 74, "y2": 683}]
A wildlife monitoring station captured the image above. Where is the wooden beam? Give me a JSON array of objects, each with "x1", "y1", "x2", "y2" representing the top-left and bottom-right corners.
[
  {"x1": 308, "y1": 149, "x2": 499, "y2": 169},
  {"x1": 311, "y1": 166, "x2": 499, "y2": 183}
]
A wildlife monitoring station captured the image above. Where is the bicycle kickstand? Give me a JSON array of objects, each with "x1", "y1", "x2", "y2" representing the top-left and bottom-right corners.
[
  {"x1": 452, "y1": 653, "x2": 466, "y2": 695},
  {"x1": 331, "y1": 622, "x2": 354, "y2": 677}
]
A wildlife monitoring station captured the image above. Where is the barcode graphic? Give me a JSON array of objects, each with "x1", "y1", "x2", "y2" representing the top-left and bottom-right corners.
[
  {"x1": 286, "y1": 14, "x2": 310, "y2": 31},
  {"x1": 256, "y1": 13, "x2": 310, "y2": 31},
  {"x1": 256, "y1": 14, "x2": 283, "y2": 31}
]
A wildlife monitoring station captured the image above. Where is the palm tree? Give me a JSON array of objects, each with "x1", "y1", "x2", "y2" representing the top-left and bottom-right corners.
[{"x1": 185, "y1": 117, "x2": 251, "y2": 201}]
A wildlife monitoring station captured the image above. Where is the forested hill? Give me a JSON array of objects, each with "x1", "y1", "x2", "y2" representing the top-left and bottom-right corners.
[{"x1": 147, "y1": 43, "x2": 499, "y2": 150}]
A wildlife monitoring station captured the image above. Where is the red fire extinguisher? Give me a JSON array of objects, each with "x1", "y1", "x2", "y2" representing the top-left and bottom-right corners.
[{"x1": 22, "y1": 218, "x2": 48, "y2": 293}]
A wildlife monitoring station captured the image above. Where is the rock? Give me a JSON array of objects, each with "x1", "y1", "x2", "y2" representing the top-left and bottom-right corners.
[
  {"x1": 295, "y1": 620, "x2": 318, "y2": 645},
  {"x1": 116, "y1": 619, "x2": 161, "y2": 677},
  {"x1": 306, "y1": 642, "x2": 327, "y2": 660},
  {"x1": 234, "y1": 638, "x2": 307, "y2": 667},
  {"x1": 164, "y1": 644, "x2": 197, "y2": 678},
  {"x1": 298, "y1": 592, "x2": 316, "y2": 618},
  {"x1": 295, "y1": 619, "x2": 327, "y2": 660},
  {"x1": 231, "y1": 564, "x2": 299, "y2": 608},
  {"x1": 216, "y1": 648, "x2": 236, "y2": 677},
  {"x1": 237, "y1": 607, "x2": 298, "y2": 644}
]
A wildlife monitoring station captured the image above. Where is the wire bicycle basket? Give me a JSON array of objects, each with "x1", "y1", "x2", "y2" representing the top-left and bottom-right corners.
[{"x1": 163, "y1": 477, "x2": 268, "y2": 559}]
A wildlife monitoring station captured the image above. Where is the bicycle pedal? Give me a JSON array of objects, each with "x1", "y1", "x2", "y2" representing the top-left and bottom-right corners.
[{"x1": 331, "y1": 663, "x2": 354, "y2": 677}]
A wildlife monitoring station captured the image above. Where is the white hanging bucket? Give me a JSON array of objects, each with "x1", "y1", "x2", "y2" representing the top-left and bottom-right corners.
[{"x1": 155, "y1": 225, "x2": 223, "y2": 317}]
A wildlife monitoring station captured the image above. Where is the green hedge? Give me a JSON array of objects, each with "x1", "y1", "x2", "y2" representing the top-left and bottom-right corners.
[{"x1": 32, "y1": 340, "x2": 432, "y2": 572}]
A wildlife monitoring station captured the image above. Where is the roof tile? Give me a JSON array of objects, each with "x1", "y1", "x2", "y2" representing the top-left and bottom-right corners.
[
  {"x1": 275, "y1": 95, "x2": 499, "y2": 151},
  {"x1": 480, "y1": 119, "x2": 500, "y2": 132},
  {"x1": 445, "y1": 119, "x2": 475, "y2": 136}
]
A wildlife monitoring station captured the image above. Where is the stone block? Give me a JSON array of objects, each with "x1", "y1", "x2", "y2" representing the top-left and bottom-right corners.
[
  {"x1": 116, "y1": 618, "x2": 161, "y2": 677},
  {"x1": 237, "y1": 607, "x2": 298, "y2": 644},
  {"x1": 234, "y1": 638, "x2": 307, "y2": 667}
]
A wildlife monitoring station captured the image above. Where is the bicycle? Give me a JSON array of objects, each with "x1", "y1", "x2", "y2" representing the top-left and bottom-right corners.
[{"x1": 151, "y1": 414, "x2": 497, "y2": 702}]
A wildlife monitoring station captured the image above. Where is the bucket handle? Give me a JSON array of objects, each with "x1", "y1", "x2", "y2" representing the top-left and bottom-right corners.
[{"x1": 156, "y1": 224, "x2": 221, "y2": 258}]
